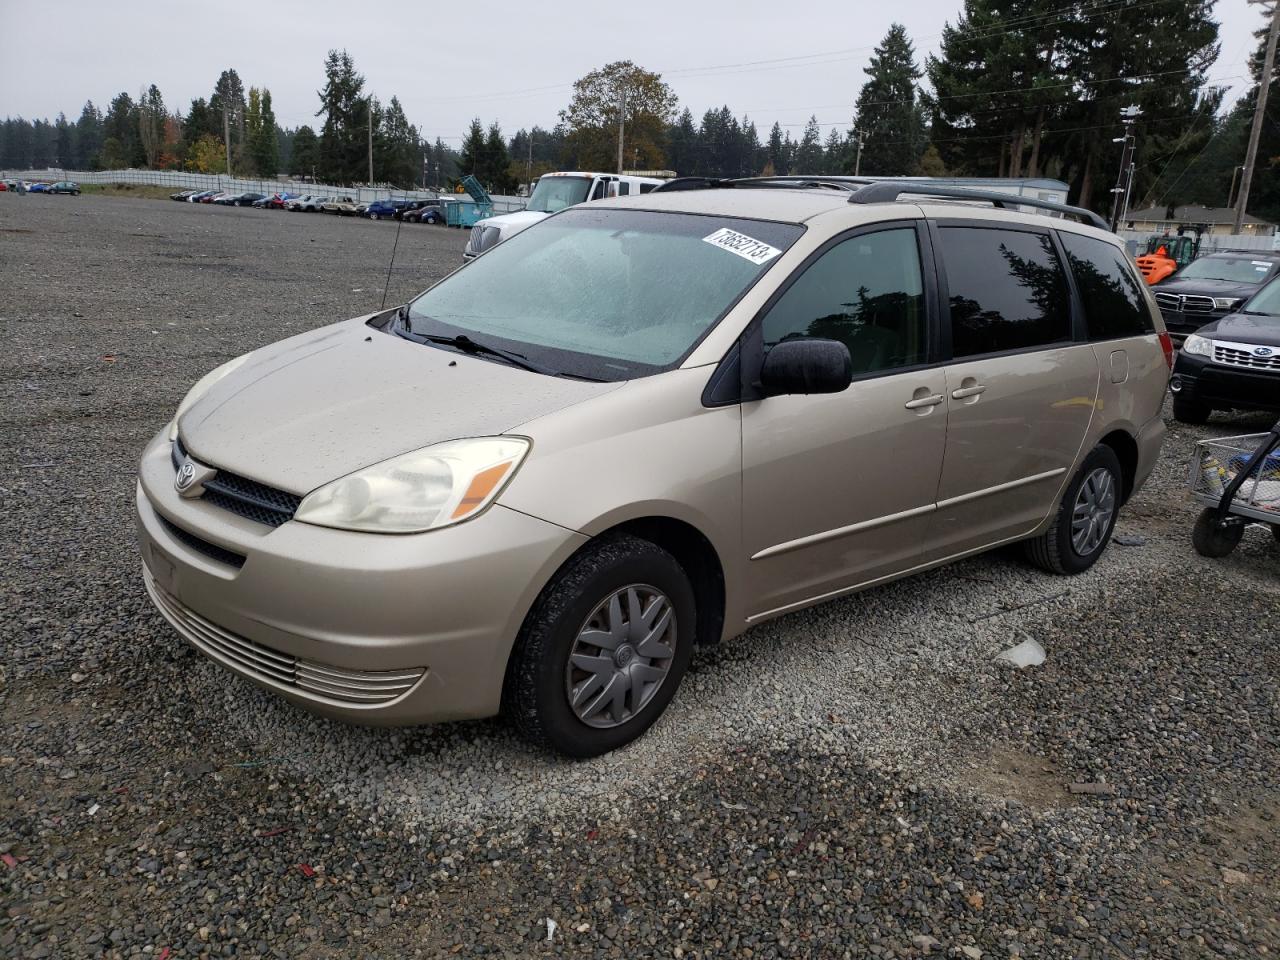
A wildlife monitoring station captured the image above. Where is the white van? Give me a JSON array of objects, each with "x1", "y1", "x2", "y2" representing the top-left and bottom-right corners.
[{"x1": 463, "y1": 171, "x2": 666, "y2": 259}]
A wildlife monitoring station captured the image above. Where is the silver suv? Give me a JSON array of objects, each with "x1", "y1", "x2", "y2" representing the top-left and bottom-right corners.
[{"x1": 137, "y1": 179, "x2": 1171, "y2": 756}]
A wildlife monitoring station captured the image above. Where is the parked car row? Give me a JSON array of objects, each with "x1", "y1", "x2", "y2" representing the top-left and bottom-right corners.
[
  {"x1": 2, "y1": 179, "x2": 80, "y2": 194},
  {"x1": 167, "y1": 188, "x2": 451, "y2": 223}
]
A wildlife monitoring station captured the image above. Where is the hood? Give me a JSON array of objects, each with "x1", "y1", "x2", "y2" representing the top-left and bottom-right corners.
[
  {"x1": 1155, "y1": 276, "x2": 1262, "y2": 298},
  {"x1": 1196, "y1": 311, "x2": 1280, "y2": 348},
  {"x1": 179, "y1": 318, "x2": 619, "y2": 494},
  {"x1": 480, "y1": 210, "x2": 551, "y2": 235}
]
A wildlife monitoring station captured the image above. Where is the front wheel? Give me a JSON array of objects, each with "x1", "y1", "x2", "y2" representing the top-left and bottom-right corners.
[
  {"x1": 1192, "y1": 508, "x2": 1244, "y2": 558},
  {"x1": 370, "y1": 212, "x2": 380, "y2": 220},
  {"x1": 1024, "y1": 445, "x2": 1123, "y2": 575},
  {"x1": 504, "y1": 535, "x2": 695, "y2": 758}
]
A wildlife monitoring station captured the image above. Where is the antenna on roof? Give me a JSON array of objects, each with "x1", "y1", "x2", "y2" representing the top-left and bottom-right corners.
[{"x1": 381, "y1": 196, "x2": 404, "y2": 310}]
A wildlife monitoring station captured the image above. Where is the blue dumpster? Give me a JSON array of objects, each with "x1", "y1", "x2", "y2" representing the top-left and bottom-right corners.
[{"x1": 445, "y1": 175, "x2": 493, "y2": 228}]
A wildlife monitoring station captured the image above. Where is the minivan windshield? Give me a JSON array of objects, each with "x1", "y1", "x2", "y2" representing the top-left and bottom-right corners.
[
  {"x1": 405, "y1": 208, "x2": 803, "y2": 380},
  {"x1": 1243, "y1": 276, "x2": 1280, "y2": 318},
  {"x1": 1177, "y1": 256, "x2": 1275, "y2": 283},
  {"x1": 526, "y1": 176, "x2": 592, "y2": 213}
]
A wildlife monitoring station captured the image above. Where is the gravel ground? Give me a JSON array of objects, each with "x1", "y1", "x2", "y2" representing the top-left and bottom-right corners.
[{"x1": 2, "y1": 194, "x2": 1278, "y2": 959}]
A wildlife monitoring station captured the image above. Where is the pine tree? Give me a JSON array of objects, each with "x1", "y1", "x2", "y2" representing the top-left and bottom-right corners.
[
  {"x1": 315, "y1": 50, "x2": 367, "y2": 183},
  {"x1": 292, "y1": 125, "x2": 319, "y2": 178},
  {"x1": 458, "y1": 118, "x2": 484, "y2": 178},
  {"x1": 666, "y1": 108, "x2": 699, "y2": 176},
  {"x1": 822, "y1": 128, "x2": 846, "y2": 175},
  {"x1": 853, "y1": 24, "x2": 926, "y2": 176},
  {"x1": 255, "y1": 89, "x2": 279, "y2": 177},
  {"x1": 767, "y1": 122, "x2": 789, "y2": 175},
  {"x1": 793, "y1": 116, "x2": 823, "y2": 173},
  {"x1": 73, "y1": 102, "x2": 102, "y2": 168}
]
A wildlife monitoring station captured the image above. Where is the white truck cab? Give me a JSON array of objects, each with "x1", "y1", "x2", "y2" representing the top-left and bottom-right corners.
[{"x1": 463, "y1": 171, "x2": 666, "y2": 259}]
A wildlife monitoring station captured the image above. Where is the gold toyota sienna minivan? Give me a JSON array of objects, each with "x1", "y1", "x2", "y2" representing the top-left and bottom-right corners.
[{"x1": 137, "y1": 179, "x2": 1172, "y2": 756}]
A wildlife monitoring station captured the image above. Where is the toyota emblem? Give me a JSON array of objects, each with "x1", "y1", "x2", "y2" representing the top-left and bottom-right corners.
[
  {"x1": 175, "y1": 460, "x2": 197, "y2": 491},
  {"x1": 1253, "y1": 346, "x2": 1274, "y2": 357}
]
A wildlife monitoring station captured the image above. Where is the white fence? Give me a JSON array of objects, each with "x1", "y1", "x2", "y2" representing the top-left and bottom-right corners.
[
  {"x1": 3, "y1": 167, "x2": 527, "y2": 213},
  {"x1": 1117, "y1": 228, "x2": 1280, "y2": 254}
]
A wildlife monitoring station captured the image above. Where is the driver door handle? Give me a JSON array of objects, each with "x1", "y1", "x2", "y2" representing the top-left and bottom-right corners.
[
  {"x1": 951, "y1": 384, "x2": 987, "y2": 400},
  {"x1": 904, "y1": 393, "x2": 945, "y2": 410}
]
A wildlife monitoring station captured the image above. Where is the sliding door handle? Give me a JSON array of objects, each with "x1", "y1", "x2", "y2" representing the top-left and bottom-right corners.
[{"x1": 904, "y1": 393, "x2": 945, "y2": 410}]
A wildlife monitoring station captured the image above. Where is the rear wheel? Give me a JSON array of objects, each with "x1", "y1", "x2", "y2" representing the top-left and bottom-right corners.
[
  {"x1": 370, "y1": 212, "x2": 380, "y2": 220},
  {"x1": 1173, "y1": 396, "x2": 1212, "y2": 425},
  {"x1": 1271, "y1": 524, "x2": 1280, "y2": 544},
  {"x1": 1192, "y1": 508, "x2": 1244, "y2": 558},
  {"x1": 504, "y1": 535, "x2": 695, "y2": 758},
  {"x1": 1024, "y1": 445, "x2": 1123, "y2": 575}
]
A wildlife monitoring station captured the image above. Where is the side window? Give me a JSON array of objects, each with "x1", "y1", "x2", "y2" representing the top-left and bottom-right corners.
[
  {"x1": 937, "y1": 227, "x2": 1072, "y2": 357},
  {"x1": 617, "y1": 182, "x2": 631, "y2": 196},
  {"x1": 639, "y1": 183, "x2": 656, "y2": 194},
  {"x1": 761, "y1": 228, "x2": 927, "y2": 375},
  {"x1": 1059, "y1": 232, "x2": 1154, "y2": 339},
  {"x1": 590, "y1": 179, "x2": 607, "y2": 201}
]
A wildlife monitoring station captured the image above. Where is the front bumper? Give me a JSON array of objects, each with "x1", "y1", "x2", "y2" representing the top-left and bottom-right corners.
[
  {"x1": 1159, "y1": 308, "x2": 1229, "y2": 339},
  {"x1": 1171, "y1": 353, "x2": 1280, "y2": 413},
  {"x1": 135, "y1": 429, "x2": 587, "y2": 725}
]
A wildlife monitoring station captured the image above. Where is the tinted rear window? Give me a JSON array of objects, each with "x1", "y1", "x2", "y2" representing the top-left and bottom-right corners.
[
  {"x1": 938, "y1": 227, "x2": 1072, "y2": 357},
  {"x1": 1059, "y1": 232, "x2": 1153, "y2": 340}
]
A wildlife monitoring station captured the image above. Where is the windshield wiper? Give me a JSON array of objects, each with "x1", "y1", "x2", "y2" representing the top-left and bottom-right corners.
[{"x1": 421, "y1": 333, "x2": 558, "y2": 375}]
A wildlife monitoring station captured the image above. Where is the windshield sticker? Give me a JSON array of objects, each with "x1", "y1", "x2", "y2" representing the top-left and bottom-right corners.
[
  {"x1": 1252, "y1": 261, "x2": 1272, "y2": 269},
  {"x1": 702, "y1": 228, "x2": 782, "y2": 265}
]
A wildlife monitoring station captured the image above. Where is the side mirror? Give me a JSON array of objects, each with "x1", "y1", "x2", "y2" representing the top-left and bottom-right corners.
[{"x1": 759, "y1": 339, "x2": 853, "y2": 396}]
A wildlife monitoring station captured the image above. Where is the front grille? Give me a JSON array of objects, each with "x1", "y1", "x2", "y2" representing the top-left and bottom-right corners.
[
  {"x1": 159, "y1": 516, "x2": 246, "y2": 568},
  {"x1": 147, "y1": 582, "x2": 425, "y2": 705},
  {"x1": 1213, "y1": 343, "x2": 1280, "y2": 372},
  {"x1": 469, "y1": 223, "x2": 485, "y2": 251},
  {"x1": 202, "y1": 472, "x2": 302, "y2": 527},
  {"x1": 1155, "y1": 292, "x2": 1216, "y2": 314},
  {"x1": 172, "y1": 438, "x2": 301, "y2": 527}
]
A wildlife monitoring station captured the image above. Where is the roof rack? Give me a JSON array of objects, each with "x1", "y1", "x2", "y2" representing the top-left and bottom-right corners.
[
  {"x1": 849, "y1": 180, "x2": 1108, "y2": 230},
  {"x1": 650, "y1": 175, "x2": 869, "y2": 194}
]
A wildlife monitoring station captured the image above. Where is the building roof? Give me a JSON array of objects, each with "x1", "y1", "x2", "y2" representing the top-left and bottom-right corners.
[{"x1": 1126, "y1": 204, "x2": 1275, "y2": 227}]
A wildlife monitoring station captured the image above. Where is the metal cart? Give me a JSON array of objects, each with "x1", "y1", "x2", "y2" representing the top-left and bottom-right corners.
[{"x1": 1188, "y1": 420, "x2": 1280, "y2": 557}]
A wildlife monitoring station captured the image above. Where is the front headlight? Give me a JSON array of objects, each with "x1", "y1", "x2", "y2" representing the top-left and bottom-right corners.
[
  {"x1": 294, "y1": 437, "x2": 530, "y2": 534},
  {"x1": 168, "y1": 353, "x2": 252, "y2": 440},
  {"x1": 1182, "y1": 334, "x2": 1213, "y2": 357},
  {"x1": 1212, "y1": 297, "x2": 1243, "y2": 310}
]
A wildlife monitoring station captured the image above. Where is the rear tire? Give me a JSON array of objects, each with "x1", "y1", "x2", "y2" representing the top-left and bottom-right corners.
[
  {"x1": 1271, "y1": 523, "x2": 1280, "y2": 543},
  {"x1": 1192, "y1": 508, "x2": 1243, "y2": 558},
  {"x1": 1024, "y1": 445, "x2": 1123, "y2": 575},
  {"x1": 503, "y1": 535, "x2": 695, "y2": 758},
  {"x1": 1173, "y1": 396, "x2": 1212, "y2": 425}
]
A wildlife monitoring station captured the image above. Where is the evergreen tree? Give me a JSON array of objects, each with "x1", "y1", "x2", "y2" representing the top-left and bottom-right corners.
[
  {"x1": 138, "y1": 84, "x2": 165, "y2": 168},
  {"x1": 666, "y1": 107, "x2": 699, "y2": 176},
  {"x1": 767, "y1": 122, "x2": 790, "y2": 176},
  {"x1": 793, "y1": 116, "x2": 823, "y2": 173},
  {"x1": 103, "y1": 92, "x2": 143, "y2": 167},
  {"x1": 73, "y1": 102, "x2": 102, "y2": 167},
  {"x1": 482, "y1": 122, "x2": 515, "y2": 192},
  {"x1": 54, "y1": 112, "x2": 73, "y2": 166},
  {"x1": 292, "y1": 125, "x2": 320, "y2": 178},
  {"x1": 246, "y1": 87, "x2": 279, "y2": 177},
  {"x1": 458, "y1": 118, "x2": 485, "y2": 178},
  {"x1": 852, "y1": 24, "x2": 926, "y2": 176},
  {"x1": 315, "y1": 50, "x2": 368, "y2": 183},
  {"x1": 822, "y1": 128, "x2": 846, "y2": 175}
]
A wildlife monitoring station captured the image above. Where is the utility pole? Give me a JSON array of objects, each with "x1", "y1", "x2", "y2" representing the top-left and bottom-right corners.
[
  {"x1": 526, "y1": 133, "x2": 533, "y2": 192},
  {"x1": 222, "y1": 104, "x2": 232, "y2": 177},
  {"x1": 1108, "y1": 105, "x2": 1141, "y2": 232},
  {"x1": 367, "y1": 101, "x2": 374, "y2": 187},
  {"x1": 853, "y1": 131, "x2": 866, "y2": 176},
  {"x1": 616, "y1": 83, "x2": 626, "y2": 174},
  {"x1": 1233, "y1": 0, "x2": 1279, "y2": 235}
]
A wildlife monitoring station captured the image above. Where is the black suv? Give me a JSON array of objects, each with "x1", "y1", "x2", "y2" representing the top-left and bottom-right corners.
[
  {"x1": 1171, "y1": 275, "x2": 1280, "y2": 423},
  {"x1": 1153, "y1": 251, "x2": 1280, "y2": 339}
]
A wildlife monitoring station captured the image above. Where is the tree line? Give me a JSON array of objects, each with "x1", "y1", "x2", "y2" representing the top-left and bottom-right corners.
[{"x1": 2, "y1": 2, "x2": 1277, "y2": 217}]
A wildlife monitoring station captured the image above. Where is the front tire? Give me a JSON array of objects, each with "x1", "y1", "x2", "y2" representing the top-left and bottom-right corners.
[
  {"x1": 1173, "y1": 396, "x2": 1212, "y2": 425},
  {"x1": 504, "y1": 535, "x2": 695, "y2": 758},
  {"x1": 370, "y1": 212, "x2": 380, "y2": 220},
  {"x1": 1024, "y1": 445, "x2": 1123, "y2": 575}
]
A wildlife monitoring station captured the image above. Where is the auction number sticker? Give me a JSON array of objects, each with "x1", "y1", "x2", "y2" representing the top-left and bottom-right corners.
[{"x1": 702, "y1": 227, "x2": 782, "y2": 265}]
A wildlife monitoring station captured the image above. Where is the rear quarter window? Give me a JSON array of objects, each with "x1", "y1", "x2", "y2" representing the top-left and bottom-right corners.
[{"x1": 1059, "y1": 232, "x2": 1154, "y2": 340}]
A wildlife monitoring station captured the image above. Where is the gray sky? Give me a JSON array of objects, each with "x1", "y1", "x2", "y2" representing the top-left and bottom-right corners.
[{"x1": 0, "y1": 0, "x2": 1266, "y2": 142}]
